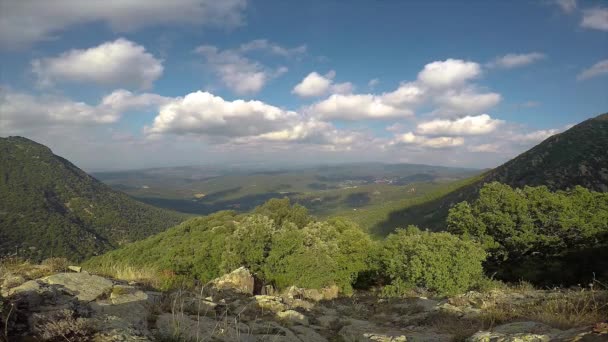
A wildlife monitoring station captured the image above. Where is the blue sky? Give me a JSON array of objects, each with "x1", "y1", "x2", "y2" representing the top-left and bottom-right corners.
[{"x1": 0, "y1": 0, "x2": 606, "y2": 171}]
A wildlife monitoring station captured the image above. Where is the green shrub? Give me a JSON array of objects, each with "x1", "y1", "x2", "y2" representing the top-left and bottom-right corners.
[
  {"x1": 447, "y1": 182, "x2": 608, "y2": 285},
  {"x1": 382, "y1": 226, "x2": 486, "y2": 296}
]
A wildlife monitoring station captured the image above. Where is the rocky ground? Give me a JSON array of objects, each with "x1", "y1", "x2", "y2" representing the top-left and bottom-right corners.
[{"x1": 1, "y1": 267, "x2": 607, "y2": 341}]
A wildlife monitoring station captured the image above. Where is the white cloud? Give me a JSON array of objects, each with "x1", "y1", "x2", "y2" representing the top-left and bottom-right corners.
[
  {"x1": 416, "y1": 114, "x2": 504, "y2": 136},
  {"x1": 368, "y1": 78, "x2": 380, "y2": 89},
  {"x1": 388, "y1": 132, "x2": 465, "y2": 149},
  {"x1": 511, "y1": 128, "x2": 561, "y2": 143},
  {"x1": 555, "y1": 0, "x2": 577, "y2": 13},
  {"x1": 196, "y1": 40, "x2": 302, "y2": 95},
  {"x1": 0, "y1": 0, "x2": 247, "y2": 49},
  {"x1": 0, "y1": 88, "x2": 163, "y2": 133},
  {"x1": 433, "y1": 88, "x2": 502, "y2": 116},
  {"x1": 581, "y1": 7, "x2": 608, "y2": 31},
  {"x1": 32, "y1": 38, "x2": 163, "y2": 90},
  {"x1": 381, "y1": 82, "x2": 426, "y2": 107},
  {"x1": 577, "y1": 59, "x2": 608, "y2": 80},
  {"x1": 417, "y1": 59, "x2": 481, "y2": 88},
  {"x1": 145, "y1": 91, "x2": 300, "y2": 137},
  {"x1": 469, "y1": 143, "x2": 500, "y2": 153},
  {"x1": 292, "y1": 70, "x2": 353, "y2": 97},
  {"x1": 239, "y1": 39, "x2": 307, "y2": 57},
  {"x1": 309, "y1": 93, "x2": 411, "y2": 120},
  {"x1": 144, "y1": 90, "x2": 360, "y2": 149},
  {"x1": 489, "y1": 53, "x2": 546, "y2": 69}
]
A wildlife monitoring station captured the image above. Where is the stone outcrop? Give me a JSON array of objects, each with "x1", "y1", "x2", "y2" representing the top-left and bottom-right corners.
[
  {"x1": 210, "y1": 266, "x2": 255, "y2": 294},
  {"x1": 2, "y1": 268, "x2": 606, "y2": 341}
]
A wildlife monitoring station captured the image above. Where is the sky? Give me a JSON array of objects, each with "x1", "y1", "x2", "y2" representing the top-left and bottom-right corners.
[{"x1": 0, "y1": 0, "x2": 607, "y2": 171}]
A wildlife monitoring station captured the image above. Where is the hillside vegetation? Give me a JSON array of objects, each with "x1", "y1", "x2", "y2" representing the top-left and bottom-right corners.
[
  {"x1": 371, "y1": 112, "x2": 608, "y2": 234},
  {"x1": 0, "y1": 137, "x2": 187, "y2": 261},
  {"x1": 85, "y1": 183, "x2": 608, "y2": 295}
]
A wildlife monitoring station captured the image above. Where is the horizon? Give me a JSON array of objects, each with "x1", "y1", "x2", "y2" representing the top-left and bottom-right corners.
[{"x1": 1, "y1": 0, "x2": 607, "y2": 170}]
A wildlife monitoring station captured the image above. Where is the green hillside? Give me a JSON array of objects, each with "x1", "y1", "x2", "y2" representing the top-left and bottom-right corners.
[
  {"x1": 0, "y1": 137, "x2": 187, "y2": 261},
  {"x1": 369, "y1": 112, "x2": 608, "y2": 235}
]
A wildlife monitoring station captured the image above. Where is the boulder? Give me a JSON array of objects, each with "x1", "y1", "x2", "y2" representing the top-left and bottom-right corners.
[
  {"x1": 42, "y1": 273, "x2": 113, "y2": 302},
  {"x1": 68, "y1": 266, "x2": 82, "y2": 273},
  {"x1": 291, "y1": 325, "x2": 329, "y2": 342},
  {"x1": 255, "y1": 295, "x2": 288, "y2": 313},
  {"x1": 285, "y1": 285, "x2": 340, "y2": 302},
  {"x1": 211, "y1": 267, "x2": 255, "y2": 294},
  {"x1": 156, "y1": 312, "x2": 247, "y2": 341},
  {"x1": 277, "y1": 309, "x2": 310, "y2": 326},
  {"x1": 339, "y1": 319, "x2": 453, "y2": 342},
  {"x1": 467, "y1": 322, "x2": 561, "y2": 342}
]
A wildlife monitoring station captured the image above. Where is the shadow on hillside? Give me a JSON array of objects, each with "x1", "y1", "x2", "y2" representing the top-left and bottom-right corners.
[{"x1": 370, "y1": 180, "x2": 484, "y2": 236}]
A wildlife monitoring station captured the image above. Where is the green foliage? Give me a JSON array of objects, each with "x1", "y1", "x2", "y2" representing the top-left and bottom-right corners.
[
  {"x1": 85, "y1": 200, "x2": 375, "y2": 293},
  {"x1": 381, "y1": 227, "x2": 486, "y2": 295},
  {"x1": 253, "y1": 198, "x2": 312, "y2": 229},
  {"x1": 0, "y1": 137, "x2": 186, "y2": 262},
  {"x1": 447, "y1": 182, "x2": 608, "y2": 285}
]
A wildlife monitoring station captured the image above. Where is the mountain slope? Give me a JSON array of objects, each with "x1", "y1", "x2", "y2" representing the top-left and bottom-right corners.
[
  {"x1": 0, "y1": 136, "x2": 187, "y2": 261},
  {"x1": 371, "y1": 112, "x2": 608, "y2": 235}
]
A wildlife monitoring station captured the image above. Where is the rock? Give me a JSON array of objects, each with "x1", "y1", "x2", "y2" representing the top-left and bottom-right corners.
[
  {"x1": 91, "y1": 285, "x2": 151, "y2": 331},
  {"x1": 291, "y1": 325, "x2": 329, "y2": 342},
  {"x1": 43, "y1": 273, "x2": 113, "y2": 302},
  {"x1": 247, "y1": 320, "x2": 301, "y2": 341},
  {"x1": 316, "y1": 314, "x2": 340, "y2": 329},
  {"x1": 211, "y1": 267, "x2": 255, "y2": 294},
  {"x1": 285, "y1": 285, "x2": 340, "y2": 302},
  {"x1": 255, "y1": 295, "x2": 288, "y2": 313},
  {"x1": 277, "y1": 309, "x2": 309, "y2": 325},
  {"x1": 339, "y1": 319, "x2": 452, "y2": 342},
  {"x1": 68, "y1": 265, "x2": 82, "y2": 273},
  {"x1": 156, "y1": 312, "x2": 247, "y2": 341},
  {"x1": 467, "y1": 322, "x2": 561, "y2": 342},
  {"x1": 1, "y1": 274, "x2": 26, "y2": 290}
]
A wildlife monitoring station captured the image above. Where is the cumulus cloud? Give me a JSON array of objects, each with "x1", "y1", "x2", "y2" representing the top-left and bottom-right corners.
[
  {"x1": 32, "y1": 38, "x2": 163, "y2": 90},
  {"x1": 434, "y1": 89, "x2": 502, "y2": 116},
  {"x1": 0, "y1": 0, "x2": 247, "y2": 49},
  {"x1": 309, "y1": 94, "x2": 412, "y2": 120},
  {"x1": 511, "y1": 128, "x2": 561, "y2": 143},
  {"x1": 196, "y1": 40, "x2": 303, "y2": 95},
  {"x1": 555, "y1": 0, "x2": 577, "y2": 13},
  {"x1": 307, "y1": 58, "x2": 500, "y2": 121},
  {"x1": 0, "y1": 88, "x2": 164, "y2": 133},
  {"x1": 292, "y1": 71, "x2": 353, "y2": 97},
  {"x1": 239, "y1": 39, "x2": 307, "y2": 57},
  {"x1": 388, "y1": 132, "x2": 465, "y2": 149},
  {"x1": 581, "y1": 7, "x2": 608, "y2": 31},
  {"x1": 416, "y1": 114, "x2": 504, "y2": 136},
  {"x1": 469, "y1": 143, "x2": 500, "y2": 153},
  {"x1": 417, "y1": 59, "x2": 481, "y2": 88},
  {"x1": 368, "y1": 78, "x2": 380, "y2": 89},
  {"x1": 577, "y1": 59, "x2": 608, "y2": 80},
  {"x1": 488, "y1": 53, "x2": 546, "y2": 69},
  {"x1": 145, "y1": 91, "x2": 299, "y2": 137},
  {"x1": 144, "y1": 90, "x2": 359, "y2": 149}
]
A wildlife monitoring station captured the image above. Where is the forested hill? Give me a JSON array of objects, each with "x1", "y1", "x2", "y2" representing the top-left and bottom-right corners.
[
  {"x1": 372, "y1": 112, "x2": 608, "y2": 234},
  {"x1": 0, "y1": 136, "x2": 187, "y2": 261}
]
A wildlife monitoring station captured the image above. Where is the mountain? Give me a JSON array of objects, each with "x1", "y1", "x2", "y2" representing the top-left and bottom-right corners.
[
  {"x1": 0, "y1": 136, "x2": 187, "y2": 261},
  {"x1": 372, "y1": 112, "x2": 608, "y2": 234}
]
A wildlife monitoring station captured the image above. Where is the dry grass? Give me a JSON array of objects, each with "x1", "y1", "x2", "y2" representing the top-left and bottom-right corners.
[
  {"x1": 84, "y1": 262, "x2": 161, "y2": 288},
  {"x1": 0, "y1": 257, "x2": 61, "y2": 283},
  {"x1": 482, "y1": 289, "x2": 608, "y2": 329}
]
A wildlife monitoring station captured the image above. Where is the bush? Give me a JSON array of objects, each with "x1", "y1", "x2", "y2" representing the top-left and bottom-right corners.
[
  {"x1": 447, "y1": 182, "x2": 608, "y2": 285},
  {"x1": 263, "y1": 218, "x2": 375, "y2": 293},
  {"x1": 382, "y1": 226, "x2": 486, "y2": 296}
]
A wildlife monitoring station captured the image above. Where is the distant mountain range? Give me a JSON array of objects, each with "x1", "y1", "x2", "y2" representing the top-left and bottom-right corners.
[
  {"x1": 372, "y1": 112, "x2": 608, "y2": 234},
  {"x1": 0, "y1": 137, "x2": 186, "y2": 261}
]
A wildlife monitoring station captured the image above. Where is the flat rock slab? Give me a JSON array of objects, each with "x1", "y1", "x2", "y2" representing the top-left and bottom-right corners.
[{"x1": 42, "y1": 273, "x2": 113, "y2": 302}]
